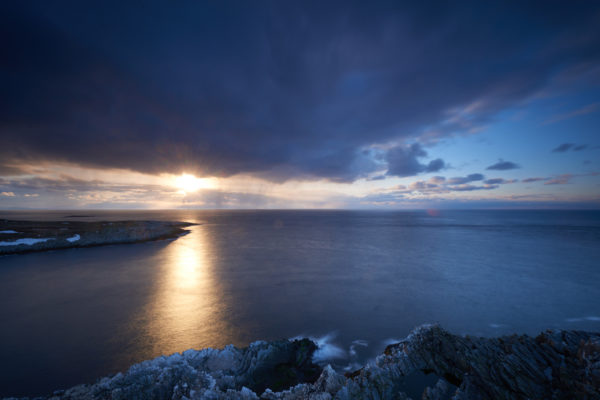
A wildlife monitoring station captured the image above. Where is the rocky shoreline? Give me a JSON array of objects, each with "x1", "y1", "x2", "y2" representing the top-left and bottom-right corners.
[
  {"x1": 5, "y1": 325, "x2": 599, "y2": 399},
  {"x1": 0, "y1": 220, "x2": 195, "y2": 255}
]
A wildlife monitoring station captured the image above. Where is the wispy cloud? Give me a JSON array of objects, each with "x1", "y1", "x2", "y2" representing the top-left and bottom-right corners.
[
  {"x1": 522, "y1": 177, "x2": 548, "y2": 183},
  {"x1": 449, "y1": 184, "x2": 498, "y2": 191},
  {"x1": 543, "y1": 102, "x2": 599, "y2": 125},
  {"x1": 552, "y1": 143, "x2": 590, "y2": 152},
  {"x1": 521, "y1": 172, "x2": 598, "y2": 185},
  {"x1": 544, "y1": 174, "x2": 573, "y2": 185},
  {"x1": 552, "y1": 143, "x2": 574, "y2": 152}
]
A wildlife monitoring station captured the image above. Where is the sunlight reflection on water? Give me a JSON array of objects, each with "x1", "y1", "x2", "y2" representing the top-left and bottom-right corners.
[{"x1": 144, "y1": 225, "x2": 231, "y2": 355}]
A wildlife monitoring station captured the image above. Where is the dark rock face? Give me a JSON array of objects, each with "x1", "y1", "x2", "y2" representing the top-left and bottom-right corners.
[
  {"x1": 0, "y1": 220, "x2": 194, "y2": 254},
  {"x1": 377, "y1": 325, "x2": 600, "y2": 399},
  {"x1": 241, "y1": 338, "x2": 321, "y2": 394},
  {"x1": 4, "y1": 325, "x2": 599, "y2": 399}
]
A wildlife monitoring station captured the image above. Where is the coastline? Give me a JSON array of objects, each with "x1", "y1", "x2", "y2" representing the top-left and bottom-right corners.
[
  {"x1": 5, "y1": 325, "x2": 598, "y2": 399},
  {"x1": 0, "y1": 220, "x2": 195, "y2": 255}
]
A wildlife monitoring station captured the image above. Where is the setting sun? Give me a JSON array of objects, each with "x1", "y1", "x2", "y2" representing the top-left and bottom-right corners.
[{"x1": 174, "y1": 174, "x2": 214, "y2": 193}]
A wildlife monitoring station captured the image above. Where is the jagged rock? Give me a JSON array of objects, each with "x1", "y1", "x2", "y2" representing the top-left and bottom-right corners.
[
  {"x1": 373, "y1": 324, "x2": 600, "y2": 399},
  {"x1": 5, "y1": 325, "x2": 599, "y2": 400}
]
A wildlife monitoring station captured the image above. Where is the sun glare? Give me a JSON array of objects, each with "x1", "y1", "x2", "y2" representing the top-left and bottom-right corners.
[{"x1": 174, "y1": 174, "x2": 214, "y2": 193}]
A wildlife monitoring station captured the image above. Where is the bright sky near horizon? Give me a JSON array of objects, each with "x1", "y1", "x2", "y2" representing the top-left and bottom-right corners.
[{"x1": 1, "y1": 1, "x2": 599, "y2": 209}]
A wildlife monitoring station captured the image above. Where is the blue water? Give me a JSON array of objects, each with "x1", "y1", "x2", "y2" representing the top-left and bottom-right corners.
[{"x1": 0, "y1": 210, "x2": 599, "y2": 397}]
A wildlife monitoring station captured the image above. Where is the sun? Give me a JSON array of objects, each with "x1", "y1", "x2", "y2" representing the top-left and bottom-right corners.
[{"x1": 174, "y1": 174, "x2": 213, "y2": 194}]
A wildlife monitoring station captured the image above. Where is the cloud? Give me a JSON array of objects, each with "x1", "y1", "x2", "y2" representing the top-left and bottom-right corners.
[
  {"x1": 521, "y1": 172, "x2": 595, "y2": 185},
  {"x1": 543, "y1": 102, "x2": 599, "y2": 125},
  {"x1": 486, "y1": 160, "x2": 520, "y2": 170},
  {"x1": 0, "y1": 164, "x2": 28, "y2": 176},
  {"x1": 448, "y1": 184, "x2": 498, "y2": 191},
  {"x1": 374, "y1": 173, "x2": 502, "y2": 196},
  {"x1": 1, "y1": 191, "x2": 16, "y2": 197},
  {"x1": 424, "y1": 158, "x2": 446, "y2": 173},
  {"x1": 522, "y1": 177, "x2": 548, "y2": 183},
  {"x1": 544, "y1": 174, "x2": 573, "y2": 185},
  {"x1": 0, "y1": 2, "x2": 599, "y2": 182},
  {"x1": 409, "y1": 181, "x2": 439, "y2": 190},
  {"x1": 552, "y1": 143, "x2": 589, "y2": 152},
  {"x1": 484, "y1": 178, "x2": 517, "y2": 184},
  {"x1": 447, "y1": 173, "x2": 484, "y2": 185},
  {"x1": 385, "y1": 144, "x2": 445, "y2": 177},
  {"x1": 552, "y1": 143, "x2": 574, "y2": 152}
]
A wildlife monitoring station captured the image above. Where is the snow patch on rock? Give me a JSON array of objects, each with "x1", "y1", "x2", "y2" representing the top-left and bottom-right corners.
[
  {"x1": 0, "y1": 238, "x2": 54, "y2": 246},
  {"x1": 66, "y1": 234, "x2": 81, "y2": 242}
]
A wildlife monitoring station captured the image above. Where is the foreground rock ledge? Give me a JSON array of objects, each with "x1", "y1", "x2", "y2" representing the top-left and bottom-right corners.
[
  {"x1": 0, "y1": 220, "x2": 195, "y2": 255},
  {"x1": 7, "y1": 325, "x2": 599, "y2": 400}
]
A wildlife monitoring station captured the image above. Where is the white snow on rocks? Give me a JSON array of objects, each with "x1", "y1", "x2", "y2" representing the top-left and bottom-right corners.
[
  {"x1": 66, "y1": 234, "x2": 81, "y2": 242},
  {"x1": 0, "y1": 238, "x2": 54, "y2": 246}
]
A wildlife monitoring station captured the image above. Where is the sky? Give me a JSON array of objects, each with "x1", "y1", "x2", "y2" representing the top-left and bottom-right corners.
[{"x1": 1, "y1": 0, "x2": 599, "y2": 209}]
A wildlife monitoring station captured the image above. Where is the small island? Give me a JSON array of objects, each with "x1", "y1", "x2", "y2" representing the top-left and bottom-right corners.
[{"x1": 0, "y1": 219, "x2": 195, "y2": 255}]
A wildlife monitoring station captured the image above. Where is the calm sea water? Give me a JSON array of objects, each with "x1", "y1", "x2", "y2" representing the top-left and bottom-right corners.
[{"x1": 0, "y1": 210, "x2": 599, "y2": 397}]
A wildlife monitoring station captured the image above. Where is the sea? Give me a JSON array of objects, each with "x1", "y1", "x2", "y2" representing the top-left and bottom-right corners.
[{"x1": 0, "y1": 209, "x2": 599, "y2": 397}]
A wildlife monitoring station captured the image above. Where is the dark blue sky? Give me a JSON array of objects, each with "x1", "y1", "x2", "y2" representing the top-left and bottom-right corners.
[{"x1": 1, "y1": 1, "x2": 599, "y2": 208}]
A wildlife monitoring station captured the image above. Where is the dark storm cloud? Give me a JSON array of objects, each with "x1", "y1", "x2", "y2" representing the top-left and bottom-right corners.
[
  {"x1": 486, "y1": 160, "x2": 521, "y2": 171},
  {"x1": 1, "y1": 1, "x2": 599, "y2": 181},
  {"x1": 385, "y1": 144, "x2": 445, "y2": 177}
]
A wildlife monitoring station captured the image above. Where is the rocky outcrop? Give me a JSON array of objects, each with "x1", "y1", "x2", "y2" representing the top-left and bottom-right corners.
[
  {"x1": 0, "y1": 220, "x2": 194, "y2": 255},
  {"x1": 5, "y1": 325, "x2": 599, "y2": 399},
  {"x1": 346, "y1": 324, "x2": 600, "y2": 399}
]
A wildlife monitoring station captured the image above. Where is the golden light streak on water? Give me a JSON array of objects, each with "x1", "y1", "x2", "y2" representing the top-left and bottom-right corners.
[{"x1": 143, "y1": 224, "x2": 233, "y2": 356}]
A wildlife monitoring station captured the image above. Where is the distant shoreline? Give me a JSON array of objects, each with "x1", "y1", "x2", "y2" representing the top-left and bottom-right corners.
[{"x1": 0, "y1": 219, "x2": 195, "y2": 255}]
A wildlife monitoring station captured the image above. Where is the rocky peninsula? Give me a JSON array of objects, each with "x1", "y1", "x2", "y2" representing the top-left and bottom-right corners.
[
  {"x1": 5, "y1": 325, "x2": 599, "y2": 399},
  {"x1": 0, "y1": 219, "x2": 195, "y2": 255}
]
